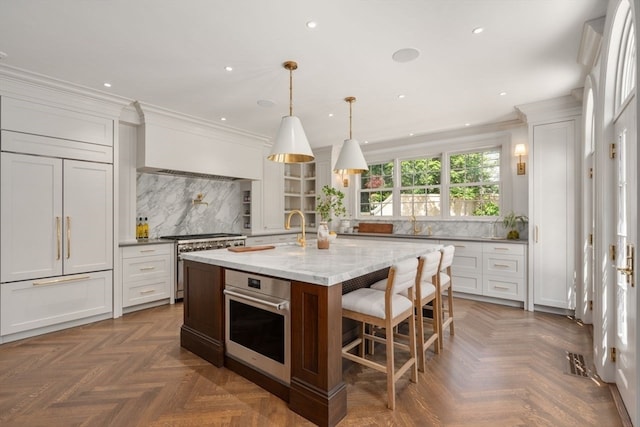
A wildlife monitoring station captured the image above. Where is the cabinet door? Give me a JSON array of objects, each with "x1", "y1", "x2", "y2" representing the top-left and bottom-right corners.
[
  {"x1": 448, "y1": 242, "x2": 483, "y2": 295},
  {"x1": 532, "y1": 121, "x2": 575, "y2": 308},
  {"x1": 1, "y1": 153, "x2": 63, "y2": 282},
  {"x1": 262, "y1": 157, "x2": 284, "y2": 230},
  {"x1": 63, "y1": 160, "x2": 113, "y2": 274}
]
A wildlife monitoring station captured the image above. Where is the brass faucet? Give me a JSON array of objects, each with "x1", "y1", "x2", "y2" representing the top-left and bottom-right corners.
[
  {"x1": 410, "y1": 215, "x2": 422, "y2": 235},
  {"x1": 285, "y1": 210, "x2": 306, "y2": 247}
]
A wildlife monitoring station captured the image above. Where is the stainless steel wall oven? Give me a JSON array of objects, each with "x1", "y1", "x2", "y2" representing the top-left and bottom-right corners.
[{"x1": 223, "y1": 269, "x2": 290, "y2": 384}]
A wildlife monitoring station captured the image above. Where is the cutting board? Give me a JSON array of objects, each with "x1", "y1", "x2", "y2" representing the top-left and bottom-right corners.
[
  {"x1": 228, "y1": 245, "x2": 275, "y2": 253},
  {"x1": 357, "y1": 223, "x2": 393, "y2": 234}
]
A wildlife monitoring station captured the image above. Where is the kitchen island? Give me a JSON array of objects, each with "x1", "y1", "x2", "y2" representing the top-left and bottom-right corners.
[{"x1": 180, "y1": 238, "x2": 441, "y2": 427}]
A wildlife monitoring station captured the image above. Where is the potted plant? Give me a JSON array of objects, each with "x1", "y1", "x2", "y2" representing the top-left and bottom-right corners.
[
  {"x1": 316, "y1": 185, "x2": 346, "y2": 223},
  {"x1": 500, "y1": 211, "x2": 528, "y2": 240},
  {"x1": 315, "y1": 186, "x2": 346, "y2": 249}
]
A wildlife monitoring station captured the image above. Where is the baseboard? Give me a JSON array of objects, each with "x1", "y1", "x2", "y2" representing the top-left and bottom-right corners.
[{"x1": 609, "y1": 383, "x2": 634, "y2": 427}]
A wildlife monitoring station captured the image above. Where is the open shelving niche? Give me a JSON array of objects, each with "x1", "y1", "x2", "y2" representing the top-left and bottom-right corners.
[{"x1": 284, "y1": 162, "x2": 316, "y2": 230}]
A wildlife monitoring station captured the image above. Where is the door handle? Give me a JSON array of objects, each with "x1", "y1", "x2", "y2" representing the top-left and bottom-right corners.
[
  {"x1": 66, "y1": 216, "x2": 71, "y2": 259},
  {"x1": 56, "y1": 216, "x2": 61, "y2": 260},
  {"x1": 616, "y1": 244, "x2": 635, "y2": 287}
]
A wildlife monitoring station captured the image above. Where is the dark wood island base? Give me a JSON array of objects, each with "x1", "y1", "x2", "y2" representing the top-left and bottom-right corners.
[{"x1": 180, "y1": 260, "x2": 348, "y2": 427}]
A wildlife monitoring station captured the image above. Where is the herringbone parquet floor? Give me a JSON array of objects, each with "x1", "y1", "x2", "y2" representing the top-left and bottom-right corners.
[{"x1": 0, "y1": 299, "x2": 623, "y2": 427}]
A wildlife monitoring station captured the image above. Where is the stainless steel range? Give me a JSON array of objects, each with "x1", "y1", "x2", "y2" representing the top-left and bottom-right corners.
[{"x1": 161, "y1": 233, "x2": 246, "y2": 300}]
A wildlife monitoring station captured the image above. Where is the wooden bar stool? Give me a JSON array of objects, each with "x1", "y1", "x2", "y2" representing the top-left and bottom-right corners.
[
  {"x1": 372, "y1": 251, "x2": 441, "y2": 372},
  {"x1": 438, "y1": 245, "x2": 456, "y2": 349},
  {"x1": 341, "y1": 257, "x2": 420, "y2": 409}
]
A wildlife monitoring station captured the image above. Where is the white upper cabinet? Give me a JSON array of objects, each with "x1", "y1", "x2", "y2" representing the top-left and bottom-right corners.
[{"x1": 0, "y1": 96, "x2": 114, "y2": 146}]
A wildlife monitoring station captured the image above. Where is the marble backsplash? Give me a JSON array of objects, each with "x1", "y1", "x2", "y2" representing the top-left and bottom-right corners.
[{"x1": 137, "y1": 172, "x2": 243, "y2": 238}]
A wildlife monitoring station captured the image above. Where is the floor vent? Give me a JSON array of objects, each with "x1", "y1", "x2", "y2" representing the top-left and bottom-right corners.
[{"x1": 566, "y1": 351, "x2": 589, "y2": 378}]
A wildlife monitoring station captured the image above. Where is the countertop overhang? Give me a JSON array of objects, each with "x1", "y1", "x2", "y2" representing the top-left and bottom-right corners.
[{"x1": 180, "y1": 238, "x2": 442, "y2": 286}]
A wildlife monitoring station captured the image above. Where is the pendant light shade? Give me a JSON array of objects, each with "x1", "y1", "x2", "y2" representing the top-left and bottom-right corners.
[
  {"x1": 334, "y1": 97, "x2": 368, "y2": 174},
  {"x1": 268, "y1": 61, "x2": 314, "y2": 163}
]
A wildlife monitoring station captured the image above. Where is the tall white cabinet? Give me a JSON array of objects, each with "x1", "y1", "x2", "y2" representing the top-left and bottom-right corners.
[
  {"x1": 0, "y1": 89, "x2": 123, "y2": 343},
  {"x1": 518, "y1": 96, "x2": 580, "y2": 311}
]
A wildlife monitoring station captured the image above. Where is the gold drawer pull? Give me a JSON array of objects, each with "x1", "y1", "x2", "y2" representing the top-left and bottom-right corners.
[
  {"x1": 33, "y1": 275, "x2": 90, "y2": 286},
  {"x1": 494, "y1": 247, "x2": 509, "y2": 251},
  {"x1": 140, "y1": 249, "x2": 156, "y2": 253},
  {"x1": 493, "y1": 285, "x2": 510, "y2": 290},
  {"x1": 493, "y1": 264, "x2": 510, "y2": 268},
  {"x1": 454, "y1": 245, "x2": 466, "y2": 248},
  {"x1": 140, "y1": 266, "x2": 156, "y2": 271},
  {"x1": 140, "y1": 289, "x2": 156, "y2": 295}
]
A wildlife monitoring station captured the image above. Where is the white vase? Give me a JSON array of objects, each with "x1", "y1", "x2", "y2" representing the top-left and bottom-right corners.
[{"x1": 317, "y1": 222, "x2": 330, "y2": 249}]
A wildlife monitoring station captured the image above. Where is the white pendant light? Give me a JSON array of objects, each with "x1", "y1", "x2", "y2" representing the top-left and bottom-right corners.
[
  {"x1": 268, "y1": 61, "x2": 314, "y2": 163},
  {"x1": 334, "y1": 97, "x2": 368, "y2": 183}
]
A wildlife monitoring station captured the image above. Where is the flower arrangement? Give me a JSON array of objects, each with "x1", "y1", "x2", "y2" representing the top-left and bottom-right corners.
[
  {"x1": 499, "y1": 211, "x2": 528, "y2": 240},
  {"x1": 365, "y1": 175, "x2": 385, "y2": 189},
  {"x1": 316, "y1": 185, "x2": 346, "y2": 223}
]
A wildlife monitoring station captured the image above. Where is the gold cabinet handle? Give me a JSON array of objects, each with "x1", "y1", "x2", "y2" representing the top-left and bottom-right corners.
[
  {"x1": 66, "y1": 216, "x2": 71, "y2": 259},
  {"x1": 494, "y1": 247, "x2": 509, "y2": 251},
  {"x1": 140, "y1": 266, "x2": 156, "y2": 271},
  {"x1": 33, "y1": 275, "x2": 90, "y2": 286},
  {"x1": 140, "y1": 249, "x2": 156, "y2": 253},
  {"x1": 140, "y1": 289, "x2": 156, "y2": 295},
  {"x1": 56, "y1": 216, "x2": 61, "y2": 260},
  {"x1": 535, "y1": 226, "x2": 539, "y2": 243},
  {"x1": 493, "y1": 264, "x2": 510, "y2": 268}
]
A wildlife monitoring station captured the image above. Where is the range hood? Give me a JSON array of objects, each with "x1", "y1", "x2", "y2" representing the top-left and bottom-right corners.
[{"x1": 134, "y1": 102, "x2": 267, "y2": 181}]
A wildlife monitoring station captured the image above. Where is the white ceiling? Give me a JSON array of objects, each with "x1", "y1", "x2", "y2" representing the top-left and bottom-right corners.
[{"x1": 0, "y1": 0, "x2": 608, "y2": 149}]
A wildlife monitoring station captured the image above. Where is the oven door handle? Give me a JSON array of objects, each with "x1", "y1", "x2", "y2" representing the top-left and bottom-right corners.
[{"x1": 223, "y1": 289, "x2": 289, "y2": 311}]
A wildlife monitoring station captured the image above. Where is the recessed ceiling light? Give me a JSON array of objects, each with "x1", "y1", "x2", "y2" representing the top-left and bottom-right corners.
[
  {"x1": 0, "y1": 51, "x2": 8, "y2": 60},
  {"x1": 465, "y1": 123, "x2": 471, "y2": 127},
  {"x1": 103, "y1": 82, "x2": 112, "y2": 88},
  {"x1": 409, "y1": 133, "x2": 414, "y2": 136},
  {"x1": 392, "y1": 48, "x2": 420, "y2": 63},
  {"x1": 472, "y1": 27, "x2": 484, "y2": 34},
  {"x1": 257, "y1": 99, "x2": 275, "y2": 108},
  {"x1": 499, "y1": 91, "x2": 507, "y2": 96},
  {"x1": 398, "y1": 94, "x2": 406, "y2": 99},
  {"x1": 328, "y1": 113, "x2": 334, "y2": 118},
  {"x1": 306, "y1": 21, "x2": 317, "y2": 29},
  {"x1": 220, "y1": 117, "x2": 227, "y2": 121},
  {"x1": 224, "y1": 66, "x2": 233, "y2": 72}
]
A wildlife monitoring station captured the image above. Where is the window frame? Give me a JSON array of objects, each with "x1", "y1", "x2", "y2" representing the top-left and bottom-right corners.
[{"x1": 355, "y1": 136, "x2": 511, "y2": 221}]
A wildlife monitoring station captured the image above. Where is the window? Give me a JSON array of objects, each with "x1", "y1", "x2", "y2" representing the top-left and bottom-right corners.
[
  {"x1": 357, "y1": 147, "x2": 502, "y2": 219},
  {"x1": 359, "y1": 161, "x2": 393, "y2": 216},
  {"x1": 449, "y1": 149, "x2": 500, "y2": 216},
  {"x1": 616, "y1": 8, "x2": 636, "y2": 109},
  {"x1": 399, "y1": 157, "x2": 441, "y2": 216}
]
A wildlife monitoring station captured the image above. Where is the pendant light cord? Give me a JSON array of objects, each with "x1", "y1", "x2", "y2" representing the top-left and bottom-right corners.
[{"x1": 289, "y1": 67, "x2": 293, "y2": 117}]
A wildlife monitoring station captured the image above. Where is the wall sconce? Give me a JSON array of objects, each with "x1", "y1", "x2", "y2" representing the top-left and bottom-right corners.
[
  {"x1": 514, "y1": 144, "x2": 527, "y2": 175},
  {"x1": 192, "y1": 193, "x2": 208, "y2": 206}
]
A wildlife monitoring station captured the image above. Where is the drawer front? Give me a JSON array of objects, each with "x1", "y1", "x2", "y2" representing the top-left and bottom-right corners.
[
  {"x1": 442, "y1": 241, "x2": 483, "y2": 256},
  {"x1": 452, "y1": 252, "x2": 482, "y2": 272},
  {"x1": 483, "y1": 254, "x2": 525, "y2": 278},
  {"x1": 483, "y1": 277, "x2": 525, "y2": 301},
  {"x1": 1, "y1": 271, "x2": 112, "y2": 335},
  {"x1": 122, "y1": 244, "x2": 172, "y2": 259},
  {"x1": 123, "y1": 278, "x2": 171, "y2": 307},
  {"x1": 452, "y1": 273, "x2": 483, "y2": 295},
  {"x1": 482, "y1": 242, "x2": 525, "y2": 256},
  {"x1": 123, "y1": 255, "x2": 170, "y2": 282}
]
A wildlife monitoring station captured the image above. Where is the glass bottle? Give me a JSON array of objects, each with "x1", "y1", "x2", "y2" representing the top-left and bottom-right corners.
[
  {"x1": 143, "y1": 217, "x2": 149, "y2": 239},
  {"x1": 136, "y1": 217, "x2": 143, "y2": 240},
  {"x1": 317, "y1": 222, "x2": 330, "y2": 249}
]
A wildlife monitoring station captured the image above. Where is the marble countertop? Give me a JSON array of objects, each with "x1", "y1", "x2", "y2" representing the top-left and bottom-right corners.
[
  {"x1": 345, "y1": 232, "x2": 528, "y2": 244},
  {"x1": 180, "y1": 238, "x2": 442, "y2": 286}
]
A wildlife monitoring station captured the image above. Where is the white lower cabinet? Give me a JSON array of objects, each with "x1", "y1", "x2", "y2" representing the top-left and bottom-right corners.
[
  {"x1": 1, "y1": 270, "x2": 112, "y2": 336},
  {"x1": 449, "y1": 242, "x2": 483, "y2": 295},
  {"x1": 121, "y1": 244, "x2": 173, "y2": 310},
  {"x1": 482, "y1": 243, "x2": 526, "y2": 301},
  {"x1": 447, "y1": 240, "x2": 527, "y2": 304}
]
